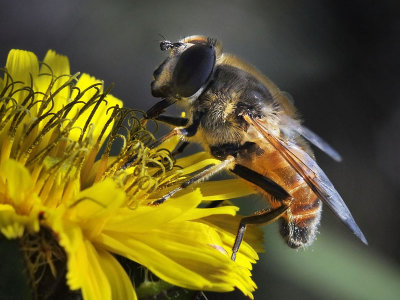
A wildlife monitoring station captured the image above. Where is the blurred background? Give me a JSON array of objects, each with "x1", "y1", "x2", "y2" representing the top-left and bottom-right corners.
[{"x1": 1, "y1": 0, "x2": 399, "y2": 299}]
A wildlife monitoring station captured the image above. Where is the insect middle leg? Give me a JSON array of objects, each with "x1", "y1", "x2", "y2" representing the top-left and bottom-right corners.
[
  {"x1": 146, "y1": 111, "x2": 230, "y2": 204},
  {"x1": 151, "y1": 155, "x2": 235, "y2": 205}
]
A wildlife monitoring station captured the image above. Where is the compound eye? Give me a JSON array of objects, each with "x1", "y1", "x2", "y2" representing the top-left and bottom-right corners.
[{"x1": 173, "y1": 44, "x2": 215, "y2": 97}]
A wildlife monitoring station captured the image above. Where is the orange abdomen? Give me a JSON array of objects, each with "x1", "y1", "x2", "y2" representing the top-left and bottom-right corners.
[{"x1": 238, "y1": 143, "x2": 322, "y2": 248}]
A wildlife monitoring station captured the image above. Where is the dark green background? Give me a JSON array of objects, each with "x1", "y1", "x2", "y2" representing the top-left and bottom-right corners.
[{"x1": 1, "y1": 0, "x2": 399, "y2": 299}]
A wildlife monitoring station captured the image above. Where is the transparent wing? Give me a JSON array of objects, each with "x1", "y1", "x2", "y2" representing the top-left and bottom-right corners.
[
  {"x1": 297, "y1": 125, "x2": 342, "y2": 161},
  {"x1": 280, "y1": 115, "x2": 342, "y2": 162},
  {"x1": 243, "y1": 114, "x2": 367, "y2": 244}
]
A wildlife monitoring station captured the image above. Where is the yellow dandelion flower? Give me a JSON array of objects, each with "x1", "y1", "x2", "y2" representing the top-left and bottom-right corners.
[{"x1": 0, "y1": 49, "x2": 263, "y2": 299}]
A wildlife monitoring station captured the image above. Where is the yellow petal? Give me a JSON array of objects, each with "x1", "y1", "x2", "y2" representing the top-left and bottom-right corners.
[
  {"x1": 0, "y1": 204, "x2": 39, "y2": 238},
  {"x1": 66, "y1": 73, "x2": 123, "y2": 143},
  {"x1": 200, "y1": 214, "x2": 264, "y2": 270},
  {"x1": 0, "y1": 159, "x2": 34, "y2": 209},
  {"x1": 175, "y1": 152, "x2": 218, "y2": 168},
  {"x1": 0, "y1": 159, "x2": 32, "y2": 196},
  {"x1": 86, "y1": 92, "x2": 122, "y2": 145},
  {"x1": 101, "y1": 230, "x2": 220, "y2": 290},
  {"x1": 68, "y1": 178, "x2": 125, "y2": 223},
  {"x1": 65, "y1": 237, "x2": 137, "y2": 300},
  {"x1": 52, "y1": 214, "x2": 111, "y2": 299},
  {"x1": 98, "y1": 249, "x2": 137, "y2": 300},
  {"x1": 37, "y1": 50, "x2": 71, "y2": 113},
  {"x1": 71, "y1": 239, "x2": 112, "y2": 300},
  {"x1": 5, "y1": 49, "x2": 39, "y2": 88},
  {"x1": 105, "y1": 189, "x2": 202, "y2": 233},
  {"x1": 198, "y1": 179, "x2": 257, "y2": 201},
  {"x1": 101, "y1": 221, "x2": 256, "y2": 295},
  {"x1": 176, "y1": 155, "x2": 220, "y2": 176},
  {"x1": 171, "y1": 205, "x2": 239, "y2": 223},
  {"x1": 156, "y1": 135, "x2": 180, "y2": 152},
  {"x1": 203, "y1": 214, "x2": 264, "y2": 253},
  {"x1": 41, "y1": 50, "x2": 70, "y2": 76},
  {"x1": 49, "y1": 211, "x2": 84, "y2": 274},
  {"x1": 4, "y1": 50, "x2": 40, "y2": 114}
]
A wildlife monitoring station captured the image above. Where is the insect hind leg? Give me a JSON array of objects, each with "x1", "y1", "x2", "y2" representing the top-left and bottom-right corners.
[
  {"x1": 231, "y1": 164, "x2": 290, "y2": 200},
  {"x1": 231, "y1": 202, "x2": 292, "y2": 261},
  {"x1": 230, "y1": 164, "x2": 293, "y2": 260}
]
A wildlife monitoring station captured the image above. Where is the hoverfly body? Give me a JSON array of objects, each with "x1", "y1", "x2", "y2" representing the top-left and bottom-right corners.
[{"x1": 145, "y1": 35, "x2": 367, "y2": 260}]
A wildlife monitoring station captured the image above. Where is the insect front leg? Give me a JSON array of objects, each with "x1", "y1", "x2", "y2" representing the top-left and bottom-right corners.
[
  {"x1": 145, "y1": 98, "x2": 176, "y2": 120},
  {"x1": 144, "y1": 98, "x2": 189, "y2": 127},
  {"x1": 148, "y1": 111, "x2": 203, "y2": 149}
]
